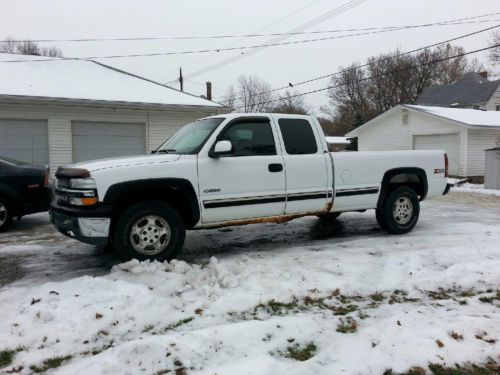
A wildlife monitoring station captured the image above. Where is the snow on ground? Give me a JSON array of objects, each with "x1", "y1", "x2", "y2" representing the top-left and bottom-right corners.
[
  {"x1": 0, "y1": 192, "x2": 499, "y2": 374},
  {"x1": 452, "y1": 183, "x2": 500, "y2": 197}
]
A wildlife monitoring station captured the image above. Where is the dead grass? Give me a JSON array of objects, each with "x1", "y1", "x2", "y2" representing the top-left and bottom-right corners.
[
  {"x1": 30, "y1": 355, "x2": 72, "y2": 373},
  {"x1": 277, "y1": 342, "x2": 317, "y2": 362}
]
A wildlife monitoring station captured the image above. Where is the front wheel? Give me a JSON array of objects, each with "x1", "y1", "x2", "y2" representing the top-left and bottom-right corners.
[
  {"x1": 379, "y1": 186, "x2": 420, "y2": 234},
  {"x1": 112, "y1": 201, "x2": 185, "y2": 261}
]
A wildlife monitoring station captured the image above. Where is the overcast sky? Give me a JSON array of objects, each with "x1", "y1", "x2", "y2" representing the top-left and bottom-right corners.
[{"x1": 2, "y1": 0, "x2": 499, "y2": 113}]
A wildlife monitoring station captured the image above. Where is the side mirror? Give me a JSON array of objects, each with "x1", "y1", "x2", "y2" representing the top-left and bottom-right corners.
[{"x1": 209, "y1": 140, "x2": 233, "y2": 158}]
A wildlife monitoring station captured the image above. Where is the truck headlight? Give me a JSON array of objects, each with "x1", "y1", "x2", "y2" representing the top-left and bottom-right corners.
[{"x1": 69, "y1": 178, "x2": 97, "y2": 189}]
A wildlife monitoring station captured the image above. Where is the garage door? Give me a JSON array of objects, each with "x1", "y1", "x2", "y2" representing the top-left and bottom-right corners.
[
  {"x1": 72, "y1": 121, "x2": 146, "y2": 163},
  {"x1": 0, "y1": 119, "x2": 49, "y2": 166},
  {"x1": 414, "y1": 134, "x2": 459, "y2": 176}
]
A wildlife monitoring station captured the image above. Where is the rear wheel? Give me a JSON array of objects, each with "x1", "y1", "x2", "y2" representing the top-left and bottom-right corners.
[
  {"x1": 112, "y1": 201, "x2": 185, "y2": 261},
  {"x1": 0, "y1": 198, "x2": 13, "y2": 232},
  {"x1": 379, "y1": 186, "x2": 420, "y2": 234}
]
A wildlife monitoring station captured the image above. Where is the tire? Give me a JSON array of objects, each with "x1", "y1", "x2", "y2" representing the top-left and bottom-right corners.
[
  {"x1": 375, "y1": 209, "x2": 388, "y2": 231},
  {"x1": 317, "y1": 212, "x2": 341, "y2": 221},
  {"x1": 379, "y1": 186, "x2": 420, "y2": 235},
  {"x1": 0, "y1": 197, "x2": 13, "y2": 232},
  {"x1": 112, "y1": 201, "x2": 186, "y2": 261}
]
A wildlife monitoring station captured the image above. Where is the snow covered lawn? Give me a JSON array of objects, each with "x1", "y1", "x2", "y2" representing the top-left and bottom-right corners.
[{"x1": 0, "y1": 191, "x2": 499, "y2": 374}]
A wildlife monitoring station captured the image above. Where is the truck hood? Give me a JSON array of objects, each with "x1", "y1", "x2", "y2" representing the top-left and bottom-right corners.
[{"x1": 70, "y1": 154, "x2": 181, "y2": 172}]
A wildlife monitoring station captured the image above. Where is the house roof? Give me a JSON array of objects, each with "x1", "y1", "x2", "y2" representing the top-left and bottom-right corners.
[
  {"x1": 0, "y1": 53, "x2": 223, "y2": 109},
  {"x1": 346, "y1": 104, "x2": 500, "y2": 137},
  {"x1": 415, "y1": 72, "x2": 500, "y2": 107}
]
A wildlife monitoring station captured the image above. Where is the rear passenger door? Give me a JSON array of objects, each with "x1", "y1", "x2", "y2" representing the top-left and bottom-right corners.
[{"x1": 277, "y1": 118, "x2": 331, "y2": 214}]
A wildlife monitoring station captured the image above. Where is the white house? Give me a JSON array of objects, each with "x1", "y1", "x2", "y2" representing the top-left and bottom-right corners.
[
  {"x1": 0, "y1": 53, "x2": 225, "y2": 173},
  {"x1": 346, "y1": 105, "x2": 500, "y2": 178}
]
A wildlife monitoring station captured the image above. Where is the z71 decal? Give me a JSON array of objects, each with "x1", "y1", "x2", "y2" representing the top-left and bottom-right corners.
[{"x1": 434, "y1": 168, "x2": 445, "y2": 174}]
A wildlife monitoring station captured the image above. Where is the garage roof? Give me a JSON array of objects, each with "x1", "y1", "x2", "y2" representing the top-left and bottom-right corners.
[
  {"x1": 346, "y1": 104, "x2": 500, "y2": 137},
  {"x1": 406, "y1": 105, "x2": 500, "y2": 128},
  {"x1": 0, "y1": 53, "x2": 223, "y2": 108}
]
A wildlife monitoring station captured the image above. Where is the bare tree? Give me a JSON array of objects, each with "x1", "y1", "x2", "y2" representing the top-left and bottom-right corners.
[
  {"x1": 0, "y1": 37, "x2": 17, "y2": 53},
  {"x1": 221, "y1": 84, "x2": 237, "y2": 110},
  {"x1": 0, "y1": 37, "x2": 63, "y2": 57},
  {"x1": 271, "y1": 90, "x2": 311, "y2": 115},
  {"x1": 237, "y1": 75, "x2": 274, "y2": 112},
  {"x1": 326, "y1": 43, "x2": 481, "y2": 131},
  {"x1": 489, "y1": 31, "x2": 500, "y2": 64},
  {"x1": 222, "y1": 75, "x2": 274, "y2": 113}
]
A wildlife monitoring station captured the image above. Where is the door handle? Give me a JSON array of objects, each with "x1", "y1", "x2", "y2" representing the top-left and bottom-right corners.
[{"x1": 268, "y1": 163, "x2": 283, "y2": 172}]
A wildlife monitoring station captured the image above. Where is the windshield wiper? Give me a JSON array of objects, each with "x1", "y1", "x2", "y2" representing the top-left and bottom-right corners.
[{"x1": 155, "y1": 149, "x2": 178, "y2": 154}]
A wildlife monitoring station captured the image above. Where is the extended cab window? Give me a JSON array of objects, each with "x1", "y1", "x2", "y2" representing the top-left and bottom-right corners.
[
  {"x1": 278, "y1": 119, "x2": 318, "y2": 154},
  {"x1": 219, "y1": 120, "x2": 276, "y2": 156}
]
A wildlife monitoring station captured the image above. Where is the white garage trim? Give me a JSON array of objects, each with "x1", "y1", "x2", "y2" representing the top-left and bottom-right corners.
[
  {"x1": 0, "y1": 118, "x2": 49, "y2": 166},
  {"x1": 72, "y1": 121, "x2": 146, "y2": 163},
  {"x1": 413, "y1": 133, "x2": 460, "y2": 176}
]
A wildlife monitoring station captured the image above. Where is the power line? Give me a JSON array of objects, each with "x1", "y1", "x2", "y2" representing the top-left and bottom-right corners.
[
  {"x1": 230, "y1": 24, "x2": 500, "y2": 101},
  {"x1": 233, "y1": 44, "x2": 500, "y2": 110},
  {"x1": 162, "y1": 0, "x2": 322, "y2": 81},
  {"x1": 181, "y1": 0, "x2": 368, "y2": 81},
  {"x1": 2, "y1": 19, "x2": 496, "y2": 65},
  {"x1": 4, "y1": 10, "x2": 497, "y2": 43},
  {"x1": 6, "y1": 18, "x2": 491, "y2": 64}
]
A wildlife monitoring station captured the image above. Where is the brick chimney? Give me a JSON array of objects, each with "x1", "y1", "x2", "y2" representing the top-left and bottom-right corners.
[
  {"x1": 206, "y1": 81, "x2": 212, "y2": 101},
  {"x1": 479, "y1": 71, "x2": 488, "y2": 79}
]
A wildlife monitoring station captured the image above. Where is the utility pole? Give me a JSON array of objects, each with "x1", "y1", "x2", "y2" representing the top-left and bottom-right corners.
[
  {"x1": 179, "y1": 67, "x2": 184, "y2": 92},
  {"x1": 206, "y1": 81, "x2": 212, "y2": 101}
]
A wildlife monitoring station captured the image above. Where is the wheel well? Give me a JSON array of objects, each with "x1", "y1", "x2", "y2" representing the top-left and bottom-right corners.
[
  {"x1": 105, "y1": 180, "x2": 200, "y2": 232},
  {"x1": 377, "y1": 168, "x2": 428, "y2": 208}
]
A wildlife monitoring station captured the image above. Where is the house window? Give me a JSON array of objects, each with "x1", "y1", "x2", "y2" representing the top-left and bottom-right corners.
[
  {"x1": 496, "y1": 105, "x2": 500, "y2": 111},
  {"x1": 402, "y1": 109, "x2": 410, "y2": 125}
]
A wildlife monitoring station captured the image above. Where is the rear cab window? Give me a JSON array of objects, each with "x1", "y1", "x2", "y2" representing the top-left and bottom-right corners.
[{"x1": 278, "y1": 118, "x2": 318, "y2": 155}]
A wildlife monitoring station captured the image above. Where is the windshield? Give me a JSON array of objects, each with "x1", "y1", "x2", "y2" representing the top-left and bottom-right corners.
[{"x1": 156, "y1": 118, "x2": 224, "y2": 154}]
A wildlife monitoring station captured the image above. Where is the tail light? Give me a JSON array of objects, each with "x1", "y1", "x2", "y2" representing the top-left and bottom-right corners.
[
  {"x1": 444, "y1": 154, "x2": 449, "y2": 178},
  {"x1": 44, "y1": 168, "x2": 50, "y2": 187}
]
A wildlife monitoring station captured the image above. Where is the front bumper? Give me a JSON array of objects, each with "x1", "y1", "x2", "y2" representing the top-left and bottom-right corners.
[{"x1": 50, "y1": 204, "x2": 111, "y2": 246}]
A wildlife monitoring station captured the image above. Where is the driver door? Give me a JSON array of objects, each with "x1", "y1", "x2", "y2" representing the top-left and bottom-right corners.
[{"x1": 197, "y1": 117, "x2": 286, "y2": 224}]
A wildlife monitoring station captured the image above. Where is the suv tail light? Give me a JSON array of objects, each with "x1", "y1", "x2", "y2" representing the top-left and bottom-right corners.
[{"x1": 444, "y1": 153, "x2": 449, "y2": 178}]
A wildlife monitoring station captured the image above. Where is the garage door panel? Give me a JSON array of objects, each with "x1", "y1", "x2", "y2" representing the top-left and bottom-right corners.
[
  {"x1": 72, "y1": 135, "x2": 145, "y2": 149},
  {"x1": 73, "y1": 122, "x2": 145, "y2": 136},
  {"x1": 414, "y1": 134, "x2": 459, "y2": 176},
  {"x1": 0, "y1": 119, "x2": 49, "y2": 165},
  {"x1": 72, "y1": 121, "x2": 146, "y2": 163}
]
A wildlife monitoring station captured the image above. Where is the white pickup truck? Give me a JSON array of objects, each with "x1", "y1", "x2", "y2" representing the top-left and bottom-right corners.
[{"x1": 51, "y1": 114, "x2": 451, "y2": 261}]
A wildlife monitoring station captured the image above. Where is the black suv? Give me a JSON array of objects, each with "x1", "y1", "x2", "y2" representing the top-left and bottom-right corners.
[{"x1": 0, "y1": 156, "x2": 52, "y2": 231}]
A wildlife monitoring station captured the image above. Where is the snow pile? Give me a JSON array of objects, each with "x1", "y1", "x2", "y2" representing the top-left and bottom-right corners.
[{"x1": 1, "y1": 196, "x2": 500, "y2": 374}]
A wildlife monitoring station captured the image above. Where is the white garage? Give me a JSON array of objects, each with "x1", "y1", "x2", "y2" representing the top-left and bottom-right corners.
[
  {"x1": 72, "y1": 121, "x2": 146, "y2": 162},
  {"x1": 0, "y1": 53, "x2": 225, "y2": 173},
  {"x1": 413, "y1": 134, "x2": 460, "y2": 176},
  {"x1": 0, "y1": 119, "x2": 49, "y2": 166},
  {"x1": 346, "y1": 105, "x2": 500, "y2": 178}
]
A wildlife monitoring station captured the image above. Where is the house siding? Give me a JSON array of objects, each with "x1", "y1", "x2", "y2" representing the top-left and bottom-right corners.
[
  {"x1": 485, "y1": 85, "x2": 500, "y2": 111},
  {"x1": 466, "y1": 128, "x2": 500, "y2": 176},
  {"x1": 356, "y1": 108, "x2": 468, "y2": 176},
  {"x1": 0, "y1": 102, "x2": 219, "y2": 174}
]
